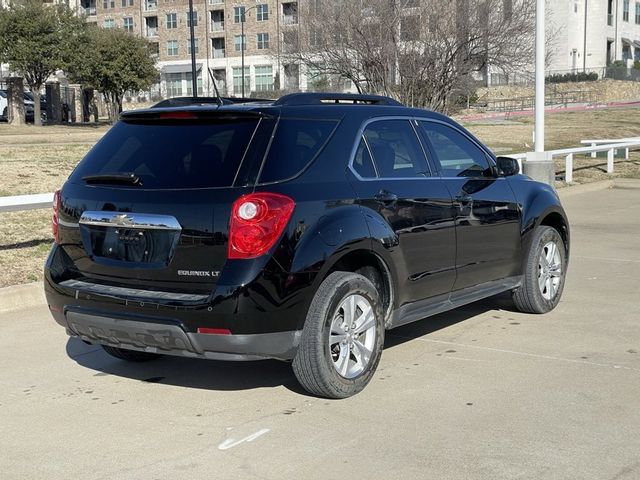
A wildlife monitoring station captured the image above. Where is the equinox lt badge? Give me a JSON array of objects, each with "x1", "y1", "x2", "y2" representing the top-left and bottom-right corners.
[{"x1": 177, "y1": 270, "x2": 220, "y2": 277}]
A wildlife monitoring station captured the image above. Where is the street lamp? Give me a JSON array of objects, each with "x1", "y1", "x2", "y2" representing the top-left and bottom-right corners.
[
  {"x1": 188, "y1": 0, "x2": 198, "y2": 97},
  {"x1": 240, "y1": 4, "x2": 259, "y2": 97}
]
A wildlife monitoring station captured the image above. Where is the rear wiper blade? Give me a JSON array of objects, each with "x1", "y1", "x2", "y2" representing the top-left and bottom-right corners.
[{"x1": 82, "y1": 173, "x2": 142, "y2": 186}]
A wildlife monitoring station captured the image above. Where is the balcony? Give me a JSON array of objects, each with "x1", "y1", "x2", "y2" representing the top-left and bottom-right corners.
[
  {"x1": 85, "y1": 6, "x2": 96, "y2": 15},
  {"x1": 211, "y1": 10, "x2": 224, "y2": 32},
  {"x1": 282, "y1": 14, "x2": 298, "y2": 25},
  {"x1": 145, "y1": 16, "x2": 158, "y2": 37},
  {"x1": 212, "y1": 37, "x2": 225, "y2": 58},
  {"x1": 282, "y1": 2, "x2": 298, "y2": 25}
]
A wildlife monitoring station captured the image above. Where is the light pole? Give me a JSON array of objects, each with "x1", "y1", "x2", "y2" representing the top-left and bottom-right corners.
[
  {"x1": 188, "y1": 0, "x2": 197, "y2": 97},
  {"x1": 534, "y1": 0, "x2": 545, "y2": 153},
  {"x1": 524, "y1": 0, "x2": 555, "y2": 188},
  {"x1": 240, "y1": 4, "x2": 259, "y2": 97}
]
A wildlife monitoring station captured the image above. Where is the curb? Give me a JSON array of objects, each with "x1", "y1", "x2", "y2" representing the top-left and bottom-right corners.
[
  {"x1": 557, "y1": 179, "x2": 615, "y2": 198},
  {"x1": 0, "y1": 281, "x2": 45, "y2": 314}
]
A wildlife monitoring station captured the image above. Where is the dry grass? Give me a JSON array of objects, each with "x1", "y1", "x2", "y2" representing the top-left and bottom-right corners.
[
  {"x1": 0, "y1": 108, "x2": 639, "y2": 288},
  {"x1": 0, "y1": 123, "x2": 109, "y2": 196},
  {"x1": 462, "y1": 107, "x2": 640, "y2": 155},
  {"x1": 0, "y1": 209, "x2": 52, "y2": 287}
]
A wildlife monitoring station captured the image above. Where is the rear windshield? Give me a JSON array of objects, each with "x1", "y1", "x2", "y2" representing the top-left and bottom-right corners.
[
  {"x1": 70, "y1": 118, "x2": 260, "y2": 189},
  {"x1": 258, "y1": 118, "x2": 339, "y2": 183}
]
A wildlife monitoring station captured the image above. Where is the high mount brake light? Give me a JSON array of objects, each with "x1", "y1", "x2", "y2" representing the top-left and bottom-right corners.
[
  {"x1": 228, "y1": 193, "x2": 295, "y2": 260},
  {"x1": 159, "y1": 111, "x2": 198, "y2": 120},
  {"x1": 52, "y1": 190, "x2": 61, "y2": 244}
]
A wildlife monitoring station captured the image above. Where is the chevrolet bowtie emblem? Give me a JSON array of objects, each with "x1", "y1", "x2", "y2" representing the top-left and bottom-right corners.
[{"x1": 109, "y1": 214, "x2": 135, "y2": 227}]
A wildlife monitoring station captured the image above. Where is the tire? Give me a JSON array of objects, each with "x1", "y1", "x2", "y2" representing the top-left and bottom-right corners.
[
  {"x1": 101, "y1": 345, "x2": 161, "y2": 362},
  {"x1": 293, "y1": 271, "x2": 385, "y2": 399},
  {"x1": 512, "y1": 226, "x2": 567, "y2": 314}
]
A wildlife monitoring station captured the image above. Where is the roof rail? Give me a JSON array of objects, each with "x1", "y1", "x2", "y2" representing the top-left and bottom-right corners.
[{"x1": 273, "y1": 93, "x2": 403, "y2": 107}]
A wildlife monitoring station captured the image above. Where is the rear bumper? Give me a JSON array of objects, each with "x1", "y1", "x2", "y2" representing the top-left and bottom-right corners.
[{"x1": 53, "y1": 308, "x2": 300, "y2": 361}]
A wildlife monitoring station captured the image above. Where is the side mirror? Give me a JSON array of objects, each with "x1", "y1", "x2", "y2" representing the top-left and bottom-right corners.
[{"x1": 496, "y1": 157, "x2": 520, "y2": 177}]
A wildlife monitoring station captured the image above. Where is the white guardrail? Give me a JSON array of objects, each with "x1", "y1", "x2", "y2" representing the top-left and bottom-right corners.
[
  {"x1": 510, "y1": 138, "x2": 640, "y2": 183},
  {"x1": 1, "y1": 138, "x2": 639, "y2": 213},
  {"x1": 0, "y1": 192, "x2": 54, "y2": 213}
]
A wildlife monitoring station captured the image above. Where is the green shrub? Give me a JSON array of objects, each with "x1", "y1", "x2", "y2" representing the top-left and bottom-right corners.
[{"x1": 545, "y1": 72, "x2": 598, "y2": 84}]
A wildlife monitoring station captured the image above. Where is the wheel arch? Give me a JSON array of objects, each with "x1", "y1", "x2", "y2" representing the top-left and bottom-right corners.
[
  {"x1": 314, "y1": 249, "x2": 396, "y2": 329},
  {"x1": 539, "y1": 210, "x2": 569, "y2": 256}
]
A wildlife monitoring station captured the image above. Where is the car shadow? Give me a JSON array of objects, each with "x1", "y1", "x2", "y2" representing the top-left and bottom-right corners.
[
  {"x1": 67, "y1": 292, "x2": 515, "y2": 395},
  {"x1": 385, "y1": 291, "x2": 515, "y2": 349},
  {"x1": 67, "y1": 338, "x2": 307, "y2": 395}
]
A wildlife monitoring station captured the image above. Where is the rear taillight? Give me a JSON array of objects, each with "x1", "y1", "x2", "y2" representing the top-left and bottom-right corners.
[
  {"x1": 228, "y1": 192, "x2": 295, "y2": 260},
  {"x1": 52, "y1": 189, "x2": 61, "y2": 244}
]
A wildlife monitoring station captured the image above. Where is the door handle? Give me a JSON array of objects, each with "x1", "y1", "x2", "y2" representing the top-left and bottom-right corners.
[{"x1": 374, "y1": 190, "x2": 398, "y2": 205}]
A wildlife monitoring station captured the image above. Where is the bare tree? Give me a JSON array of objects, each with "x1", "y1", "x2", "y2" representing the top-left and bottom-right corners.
[{"x1": 282, "y1": 0, "x2": 544, "y2": 112}]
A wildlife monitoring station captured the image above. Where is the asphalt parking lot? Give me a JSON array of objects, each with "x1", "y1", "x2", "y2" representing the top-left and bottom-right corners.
[{"x1": 1, "y1": 181, "x2": 639, "y2": 480}]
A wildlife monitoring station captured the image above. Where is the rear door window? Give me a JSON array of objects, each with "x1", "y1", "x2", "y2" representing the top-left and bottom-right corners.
[
  {"x1": 258, "y1": 118, "x2": 339, "y2": 183},
  {"x1": 70, "y1": 118, "x2": 261, "y2": 189},
  {"x1": 362, "y1": 120, "x2": 429, "y2": 178}
]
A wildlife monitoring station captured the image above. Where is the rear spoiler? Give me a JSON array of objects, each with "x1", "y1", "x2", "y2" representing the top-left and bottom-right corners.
[{"x1": 120, "y1": 107, "x2": 267, "y2": 122}]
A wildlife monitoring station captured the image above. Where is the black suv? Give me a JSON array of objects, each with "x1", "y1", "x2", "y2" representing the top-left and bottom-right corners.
[{"x1": 45, "y1": 93, "x2": 569, "y2": 398}]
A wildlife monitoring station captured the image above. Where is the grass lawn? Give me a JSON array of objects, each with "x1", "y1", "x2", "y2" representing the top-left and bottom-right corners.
[{"x1": 0, "y1": 107, "x2": 639, "y2": 288}]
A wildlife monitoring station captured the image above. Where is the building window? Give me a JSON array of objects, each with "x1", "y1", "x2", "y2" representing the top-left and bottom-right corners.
[
  {"x1": 232, "y1": 67, "x2": 250, "y2": 93},
  {"x1": 103, "y1": 18, "x2": 115, "y2": 28},
  {"x1": 121, "y1": 0, "x2": 134, "y2": 6},
  {"x1": 623, "y1": 0, "x2": 630, "y2": 21},
  {"x1": 234, "y1": 6, "x2": 245, "y2": 23},
  {"x1": 186, "y1": 72, "x2": 204, "y2": 96},
  {"x1": 187, "y1": 10, "x2": 198, "y2": 27},
  {"x1": 234, "y1": 34, "x2": 246, "y2": 52},
  {"x1": 167, "y1": 39, "x2": 178, "y2": 56},
  {"x1": 103, "y1": 0, "x2": 108, "y2": 8},
  {"x1": 166, "y1": 13, "x2": 177, "y2": 29},
  {"x1": 123, "y1": 17, "x2": 134, "y2": 32},
  {"x1": 212, "y1": 37, "x2": 225, "y2": 58},
  {"x1": 636, "y1": 2, "x2": 640, "y2": 24},
  {"x1": 187, "y1": 38, "x2": 199, "y2": 55},
  {"x1": 166, "y1": 73, "x2": 182, "y2": 97},
  {"x1": 256, "y1": 3, "x2": 268, "y2": 21},
  {"x1": 254, "y1": 65, "x2": 273, "y2": 91},
  {"x1": 257, "y1": 33, "x2": 269, "y2": 49}
]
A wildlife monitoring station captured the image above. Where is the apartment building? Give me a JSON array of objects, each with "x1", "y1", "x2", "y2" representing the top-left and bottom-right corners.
[
  {"x1": 76, "y1": 0, "x2": 335, "y2": 98},
  {"x1": 548, "y1": 0, "x2": 640, "y2": 72}
]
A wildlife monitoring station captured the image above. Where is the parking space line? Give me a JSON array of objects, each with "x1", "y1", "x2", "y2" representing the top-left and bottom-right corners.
[{"x1": 392, "y1": 336, "x2": 640, "y2": 373}]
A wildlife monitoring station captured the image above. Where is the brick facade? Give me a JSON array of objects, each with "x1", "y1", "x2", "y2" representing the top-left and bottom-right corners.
[{"x1": 83, "y1": 0, "x2": 325, "y2": 99}]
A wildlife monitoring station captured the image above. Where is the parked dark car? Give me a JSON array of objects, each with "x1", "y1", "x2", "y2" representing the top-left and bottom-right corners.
[{"x1": 45, "y1": 93, "x2": 569, "y2": 398}]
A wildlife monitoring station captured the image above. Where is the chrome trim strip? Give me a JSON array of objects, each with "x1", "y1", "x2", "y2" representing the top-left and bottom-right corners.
[
  {"x1": 60, "y1": 279, "x2": 207, "y2": 303},
  {"x1": 79, "y1": 211, "x2": 182, "y2": 231},
  {"x1": 58, "y1": 219, "x2": 80, "y2": 228}
]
